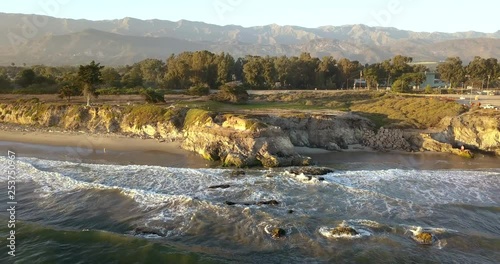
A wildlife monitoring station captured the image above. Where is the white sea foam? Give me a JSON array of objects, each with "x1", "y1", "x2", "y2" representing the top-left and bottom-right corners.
[
  {"x1": 324, "y1": 169, "x2": 500, "y2": 207},
  {"x1": 1, "y1": 156, "x2": 499, "y2": 241}
]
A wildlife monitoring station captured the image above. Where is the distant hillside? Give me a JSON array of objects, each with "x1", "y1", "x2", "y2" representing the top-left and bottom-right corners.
[{"x1": 0, "y1": 13, "x2": 498, "y2": 65}]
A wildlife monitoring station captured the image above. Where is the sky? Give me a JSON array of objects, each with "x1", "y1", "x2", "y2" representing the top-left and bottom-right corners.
[{"x1": 1, "y1": 0, "x2": 498, "y2": 33}]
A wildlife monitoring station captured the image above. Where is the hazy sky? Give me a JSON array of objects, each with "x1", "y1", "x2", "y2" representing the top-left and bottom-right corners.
[{"x1": 1, "y1": 0, "x2": 498, "y2": 33}]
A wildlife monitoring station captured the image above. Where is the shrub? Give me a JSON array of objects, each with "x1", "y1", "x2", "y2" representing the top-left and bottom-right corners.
[
  {"x1": 140, "y1": 88, "x2": 165, "y2": 104},
  {"x1": 211, "y1": 85, "x2": 249, "y2": 104},
  {"x1": 124, "y1": 105, "x2": 168, "y2": 128},
  {"x1": 12, "y1": 83, "x2": 59, "y2": 94},
  {"x1": 188, "y1": 84, "x2": 210, "y2": 96},
  {"x1": 391, "y1": 79, "x2": 411, "y2": 93},
  {"x1": 424, "y1": 85, "x2": 433, "y2": 94}
]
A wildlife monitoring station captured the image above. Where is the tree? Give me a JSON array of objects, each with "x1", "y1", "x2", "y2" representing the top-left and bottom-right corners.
[
  {"x1": 58, "y1": 84, "x2": 79, "y2": 102},
  {"x1": 286, "y1": 52, "x2": 320, "y2": 89},
  {"x1": 121, "y1": 67, "x2": 143, "y2": 88},
  {"x1": 391, "y1": 79, "x2": 411, "y2": 93},
  {"x1": 391, "y1": 72, "x2": 425, "y2": 92},
  {"x1": 337, "y1": 58, "x2": 359, "y2": 89},
  {"x1": 243, "y1": 56, "x2": 265, "y2": 87},
  {"x1": 363, "y1": 63, "x2": 387, "y2": 89},
  {"x1": 437, "y1": 57, "x2": 465, "y2": 88},
  {"x1": 101, "y1": 67, "x2": 122, "y2": 88},
  {"x1": 317, "y1": 56, "x2": 338, "y2": 89},
  {"x1": 78, "y1": 61, "x2": 104, "y2": 106},
  {"x1": 216, "y1": 52, "x2": 235, "y2": 86},
  {"x1": 15, "y1": 68, "x2": 36, "y2": 87},
  {"x1": 263, "y1": 56, "x2": 277, "y2": 88},
  {"x1": 137, "y1": 59, "x2": 166, "y2": 88},
  {"x1": 274, "y1": 56, "x2": 291, "y2": 88},
  {"x1": 0, "y1": 74, "x2": 13, "y2": 93},
  {"x1": 164, "y1": 52, "x2": 192, "y2": 89},
  {"x1": 58, "y1": 72, "x2": 80, "y2": 101}
]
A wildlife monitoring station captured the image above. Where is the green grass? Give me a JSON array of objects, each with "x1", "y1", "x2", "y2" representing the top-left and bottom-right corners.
[
  {"x1": 183, "y1": 109, "x2": 213, "y2": 129},
  {"x1": 124, "y1": 104, "x2": 169, "y2": 128},
  {"x1": 351, "y1": 96, "x2": 467, "y2": 129}
]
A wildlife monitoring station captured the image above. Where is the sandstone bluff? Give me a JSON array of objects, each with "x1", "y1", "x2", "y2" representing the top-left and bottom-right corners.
[{"x1": 0, "y1": 101, "x2": 498, "y2": 167}]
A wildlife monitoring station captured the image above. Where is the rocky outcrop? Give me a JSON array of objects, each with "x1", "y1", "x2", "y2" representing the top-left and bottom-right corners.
[
  {"x1": 363, "y1": 128, "x2": 412, "y2": 151},
  {"x1": 182, "y1": 110, "x2": 310, "y2": 167},
  {"x1": 258, "y1": 113, "x2": 374, "y2": 151},
  {"x1": 432, "y1": 110, "x2": 500, "y2": 155}
]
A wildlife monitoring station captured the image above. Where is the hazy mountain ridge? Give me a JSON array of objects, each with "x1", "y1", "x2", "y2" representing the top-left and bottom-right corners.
[{"x1": 0, "y1": 13, "x2": 498, "y2": 65}]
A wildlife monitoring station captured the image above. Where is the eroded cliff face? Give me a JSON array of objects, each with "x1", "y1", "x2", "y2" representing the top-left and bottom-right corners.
[
  {"x1": 0, "y1": 103, "x2": 309, "y2": 167},
  {"x1": 1, "y1": 102, "x2": 498, "y2": 163},
  {"x1": 432, "y1": 110, "x2": 500, "y2": 155},
  {"x1": 182, "y1": 112, "x2": 310, "y2": 167},
  {"x1": 258, "y1": 113, "x2": 375, "y2": 151}
]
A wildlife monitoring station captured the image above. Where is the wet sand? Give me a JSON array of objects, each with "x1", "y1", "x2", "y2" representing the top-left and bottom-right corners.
[{"x1": 0, "y1": 128, "x2": 209, "y2": 168}]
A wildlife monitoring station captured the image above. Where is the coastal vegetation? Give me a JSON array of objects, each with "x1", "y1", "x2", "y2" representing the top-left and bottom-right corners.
[
  {"x1": 0, "y1": 52, "x2": 499, "y2": 164},
  {"x1": 0, "y1": 53, "x2": 498, "y2": 98}
]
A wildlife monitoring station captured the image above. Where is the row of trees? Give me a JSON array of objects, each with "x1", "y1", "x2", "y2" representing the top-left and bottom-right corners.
[
  {"x1": 1, "y1": 52, "x2": 499, "y2": 98},
  {"x1": 437, "y1": 56, "x2": 500, "y2": 88}
]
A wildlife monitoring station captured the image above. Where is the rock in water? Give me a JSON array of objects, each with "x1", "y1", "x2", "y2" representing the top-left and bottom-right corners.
[
  {"x1": 330, "y1": 226, "x2": 359, "y2": 236},
  {"x1": 230, "y1": 170, "x2": 246, "y2": 177},
  {"x1": 289, "y1": 167, "x2": 334, "y2": 176},
  {"x1": 257, "y1": 200, "x2": 280, "y2": 205},
  {"x1": 133, "y1": 227, "x2": 165, "y2": 237},
  {"x1": 414, "y1": 232, "x2": 433, "y2": 245},
  {"x1": 409, "y1": 227, "x2": 434, "y2": 245},
  {"x1": 208, "y1": 184, "x2": 231, "y2": 189},
  {"x1": 225, "y1": 200, "x2": 280, "y2": 206},
  {"x1": 270, "y1": 228, "x2": 286, "y2": 239}
]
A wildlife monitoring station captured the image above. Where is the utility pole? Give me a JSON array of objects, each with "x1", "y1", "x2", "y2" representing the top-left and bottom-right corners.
[{"x1": 487, "y1": 74, "x2": 491, "y2": 89}]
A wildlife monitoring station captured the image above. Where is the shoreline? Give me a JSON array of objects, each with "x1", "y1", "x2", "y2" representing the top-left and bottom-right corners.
[
  {"x1": 1, "y1": 124, "x2": 499, "y2": 171},
  {"x1": 0, "y1": 123, "x2": 210, "y2": 168}
]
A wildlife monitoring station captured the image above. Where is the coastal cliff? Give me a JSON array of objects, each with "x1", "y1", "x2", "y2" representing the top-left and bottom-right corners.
[
  {"x1": 431, "y1": 110, "x2": 500, "y2": 155},
  {"x1": 0, "y1": 101, "x2": 309, "y2": 167},
  {"x1": 0, "y1": 101, "x2": 499, "y2": 165},
  {"x1": 258, "y1": 113, "x2": 374, "y2": 151}
]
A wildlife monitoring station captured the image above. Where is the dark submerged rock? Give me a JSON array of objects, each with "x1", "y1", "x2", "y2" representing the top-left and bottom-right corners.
[
  {"x1": 208, "y1": 184, "x2": 231, "y2": 189},
  {"x1": 224, "y1": 200, "x2": 280, "y2": 206},
  {"x1": 133, "y1": 227, "x2": 165, "y2": 237},
  {"x1": 256, "y1": 200, "x2": 280, "y2": 206},
  {"x1": 271, "y1": 228, "x2": 287, "y2": 239},
  {"x1": 230, "y1": 170, "x2": 246, "y2": 177}
]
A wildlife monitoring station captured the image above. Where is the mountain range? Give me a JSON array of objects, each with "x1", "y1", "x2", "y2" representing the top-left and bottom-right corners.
[{"x1": 0, "y1": 12, "x2": 499, "y2": 66}]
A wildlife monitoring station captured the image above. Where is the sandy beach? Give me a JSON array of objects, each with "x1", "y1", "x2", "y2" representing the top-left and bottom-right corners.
[{"x1": 0, "y1": 124, "x2": 209, "y2": 168}]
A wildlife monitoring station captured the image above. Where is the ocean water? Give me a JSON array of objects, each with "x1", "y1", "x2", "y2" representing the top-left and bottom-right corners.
[{"x1": 1, "y1": 154, "x2": 499, "y2": 263}]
